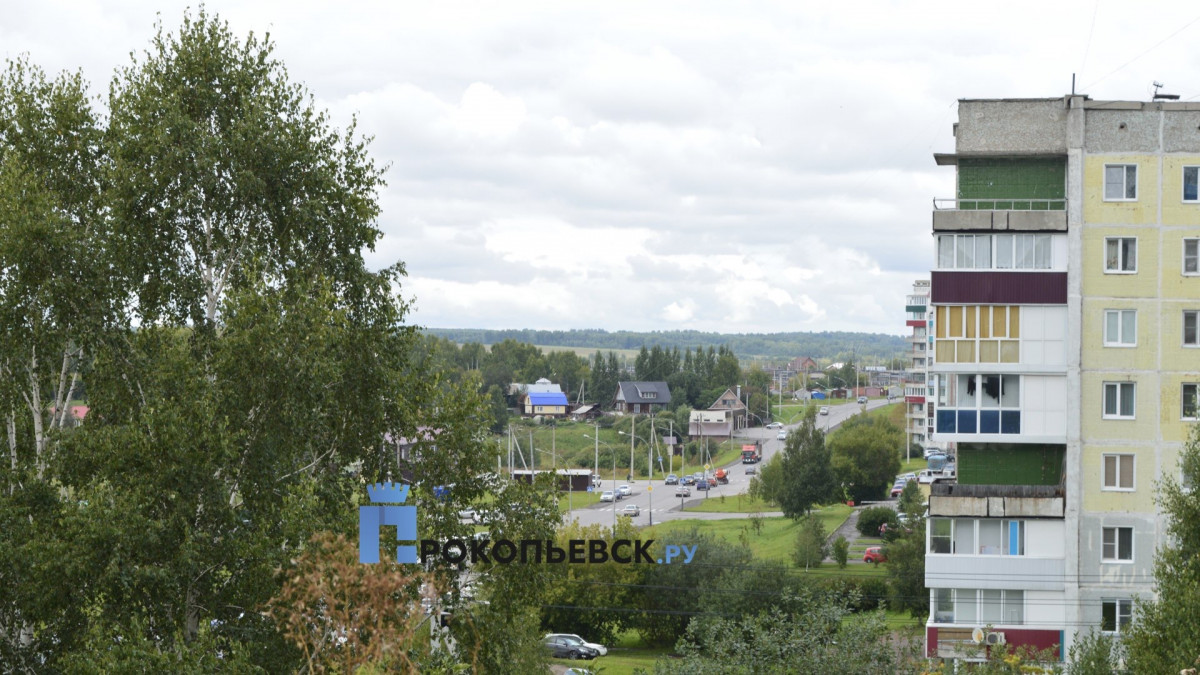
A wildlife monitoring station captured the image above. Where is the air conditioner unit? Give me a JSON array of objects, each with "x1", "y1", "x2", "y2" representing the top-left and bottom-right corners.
[{"x1": 985, "y1": 631, "x2": 1006, "y2": 645}]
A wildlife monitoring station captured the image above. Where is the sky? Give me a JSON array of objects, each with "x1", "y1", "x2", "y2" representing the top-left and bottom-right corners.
[{"x1": 6, "y1": 1, "x2": 1200, "y2": 336}]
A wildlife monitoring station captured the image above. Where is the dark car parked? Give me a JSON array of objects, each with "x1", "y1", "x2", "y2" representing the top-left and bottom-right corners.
[{"x1": 542, "y1": 635, "x2": 599, "y2": 660}]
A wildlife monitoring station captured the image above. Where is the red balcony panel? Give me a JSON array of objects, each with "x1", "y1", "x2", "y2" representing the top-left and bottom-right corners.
[
  {"x1": 905, "y1": 396, "x2": 925, "y2": 403},
  {"x1": 927, "y1": 627, "x2": 1062, "y2": 659},
  {"x1": 906, "y1": 319, "x2": 926, "y2": 327},
  {"x1": 931, "y1": 271, "x2": 1067, "y2": 305}
]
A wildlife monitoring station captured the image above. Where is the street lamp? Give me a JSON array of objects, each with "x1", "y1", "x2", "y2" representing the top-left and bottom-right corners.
[
  {"x1": 619, "y1": 429, "x2": 658, "y2": 525},
  {"x1": 583, "y1": 433, "x2": 620, "y2": 534}
]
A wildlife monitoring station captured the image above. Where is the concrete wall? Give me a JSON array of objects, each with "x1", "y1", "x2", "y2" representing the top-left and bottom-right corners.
[{"x1": 956, "y1": 99, "x2": 1069, "y2": 154}]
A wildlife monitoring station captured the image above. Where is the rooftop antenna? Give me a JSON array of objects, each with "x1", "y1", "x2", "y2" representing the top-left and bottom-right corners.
[{"x1": 1153, "y1": 81, "x2": 1180, "y2": 100}]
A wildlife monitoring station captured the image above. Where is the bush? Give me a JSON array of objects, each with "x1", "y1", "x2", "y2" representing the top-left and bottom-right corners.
[
  {"x1": 832, "y1": 536, "x2": 849, "y2": 568},
  {"x1": 817, "y1": 576, "x2": 889, "y2": 612},
  {"x1": 792, "y1": 515, "x2": 828, "y2": 569},
  {"x1": 856, "y1": 506, "x2": 898, "y2": 537}
]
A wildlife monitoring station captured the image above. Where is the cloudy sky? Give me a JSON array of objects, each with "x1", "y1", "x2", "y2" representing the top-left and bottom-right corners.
[{"x1": 6, "y1": 1, "x2": 1200, "y2": 335}]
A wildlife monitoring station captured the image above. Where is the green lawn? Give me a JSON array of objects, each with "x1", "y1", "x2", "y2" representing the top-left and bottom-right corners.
[
  {"x1": 642, "y1": 505, "x2": 853, "y2": 564},
  {"x1": 683, "y1": 493, "x2": 778, "y2": 513},
  {"x1": 558, "y1": 490, "x2": 604, "y2": 513}
]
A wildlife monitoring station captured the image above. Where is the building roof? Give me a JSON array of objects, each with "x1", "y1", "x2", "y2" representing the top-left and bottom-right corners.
[
  {"x1": 616, "y1": 381, "x2": 672, "y2": 405},
  {"x1": 528, "y1": 392, "x2": 569, "y2": 406}
]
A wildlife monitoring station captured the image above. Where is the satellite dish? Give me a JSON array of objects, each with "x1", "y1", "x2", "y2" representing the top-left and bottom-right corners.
[{"x1": 971, "y1": 627, "x2": 986, "y2": 644}]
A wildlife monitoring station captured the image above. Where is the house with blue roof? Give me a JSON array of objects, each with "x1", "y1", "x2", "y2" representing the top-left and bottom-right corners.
[{"x1": 523, "y1": 390, "x2": 569, "y2": 417}]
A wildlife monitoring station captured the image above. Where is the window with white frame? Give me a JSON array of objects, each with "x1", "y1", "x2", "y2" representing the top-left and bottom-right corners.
[
  {"x1": 1184, "y1": 383, "x2": 1199, "y2": 420},
  {"x1": 1101, "y1": 599, "x2": 1133, "y2": 633},
  {"x1": 1185, "y1": 166, "x2": 1200, "y2": 202},
  {"x1": 1185, "y1": 238, "x2": 1199, "y2": 275},
  {"x1": 1186, "y1": 311, "x2": 1199, "y2": 347},
  {"x1": 1105, "y1": 237, "x2": 1137, "y2": 273},
  {"x1": 1103, "y1": 382, "x2": 1136, "y2": 419},
  {"x1": 935, "y1": 588, "x2": 1025, "y2": 625},
  {"x1": 1104, "y1": 164, "x2": 1137, "y2": 201},
  {"x1": 936, "y1": 233, "x2": 1053, "y2": 270},
  {"x1": 1102, "y1": 454, "x2": 1135, "y2": 491},
  {"x1": 1102, "y1": 526, "x2": 1133, "y2": 562},
  {"x1": 1103, "y1": 309, "x2": 1137, "y2": 347}
]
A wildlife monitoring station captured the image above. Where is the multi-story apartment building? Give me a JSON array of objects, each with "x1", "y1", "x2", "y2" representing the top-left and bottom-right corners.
[
  {"x1": 924, "y1": 95, "x2": 1199, "y2": 661},
  {"x1": 905, "y1": 280, "x2": 934, "y2": 456}
]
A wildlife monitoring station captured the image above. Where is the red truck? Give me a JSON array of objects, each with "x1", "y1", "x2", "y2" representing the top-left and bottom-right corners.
[
  {"x1": 713, "y1": 468, "x2": 729, "y2": 484},
  {"x1": 740, "y1": 442, "x2": 762, "y2": 464}
]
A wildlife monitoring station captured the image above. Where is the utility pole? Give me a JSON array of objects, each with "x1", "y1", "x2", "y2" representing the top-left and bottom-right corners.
[{"x1": 629, "y1": 414, "x2": 636, "y2": 481}]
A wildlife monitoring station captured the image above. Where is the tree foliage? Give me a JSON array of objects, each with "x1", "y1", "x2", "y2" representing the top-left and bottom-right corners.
[
  {"x1": 752, "y1": 415, "x2": 836, "y2": 518},
  {"x1": 0, "y1": 11, "x2": 548, "y2": 671},
  {"x1": 827, "y1": 414, "x2": 902, "y2": 502},
  {"x1": 1123, "y1": 423, "x2": 1200, "y2": 673}
]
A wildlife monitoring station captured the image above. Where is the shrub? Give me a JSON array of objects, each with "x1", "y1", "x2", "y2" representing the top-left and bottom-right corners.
[
  {"x1": 856, "y1": 506, "x2": 898, "y2": 537},
  {"x1": 832, "y1": 536, "x2": 849, "y2": 568}
]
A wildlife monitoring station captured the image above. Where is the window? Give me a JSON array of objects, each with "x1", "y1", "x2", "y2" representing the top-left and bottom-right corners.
[
  {"x1": 1102, "y1": 599, "x2": 1133, "y2": 633},
  {"x1": 1185, "y1": 166, "x2": 1200, "y2": 202},
  {"x1": 1103, "y1": 382, "x2": 1136, "y2": 419},
  {"x1": 1103, "y1": 309, "x2": 1137, "y2": 347},
  {"x1": 930, "y1": 518, "x2": 952, "y2": 554},
  {"x1": 937, "y1": 234, "x2": 1053, "y2": 270},
  {"x1": 1102, "y1": 526, "x2": 1133, "y2": 562},
  {"x1": 1185, "y1": 239, "x2": 1199, "y2": 275},
  {"x1": 1102, "y1": 454, "x2": 1135, "y2": 491},
  {"x1": 1186, "y1": 311, "x2": 1199, "y2": 347},
  {"x1": 1184, "y1": 384, "x2": 1199, "y2": 420},
  {"x1": 1104, "y1": 164, "x2": 1137, "y2": 200},
  {"x1": 1105, "y1": 237, "x2": 1137, "y2": 273}
]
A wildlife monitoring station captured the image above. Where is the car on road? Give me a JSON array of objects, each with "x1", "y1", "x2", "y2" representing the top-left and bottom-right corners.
[
  {"x1": 776, "y1": 429, "x2": 787, "y2": 440},
  {"x1": 745, "y1": 465, "x2": 757, "y2": 475},
  {"x1": 621, "y1": 504, "x2": 641, "y2": 517},
  {"x1": 765, "y1": 422, "x2": 784, "y2": 429},
  {"x1": 863, "y1": 546, "x2": 887, "y2": 564},
  {"x1": 544, "y1": 633, "x2": 608, "y2": 656},
  {"x1": 541, "y1": 635, "x2": 599, "y2": 660},
  {"x1": 616, "y1": 484, "x2": 632, "y2": 497},
  {"x1": 696, "y1": 479, "x2": 710, "y2": 491},
  {"x1": 679, "y1": 474, "x2": 695, "y2": 486},
  {"x1": 692, "y1": 472, "x2": 705, "y2": 483},
  {"x1": 890, "y1": 482, "x2": 909, "y2": 498},
  {"x1": 674, "y1": 485, "x2": 691, "y2": 498},
  {"x1": 858, "y1": 396, "x2": 868, "y2": 404},
  {"x1": 664, "y1": 473, "x2": 679, "y2": 485},
  {"x1": 458, "y1": 507, "x2": 479, "y2": 522},
  {"x1": 600, "y1": 490, "x2": 615, "y2": 502},
  {"x1": 819, "y1": 406, "x2": 830, "y2": 415}
]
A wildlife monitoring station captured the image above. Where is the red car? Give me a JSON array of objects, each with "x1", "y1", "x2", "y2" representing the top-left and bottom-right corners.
[{"x1": 863, "y1": 546, "x2": 887, "y2": 564}]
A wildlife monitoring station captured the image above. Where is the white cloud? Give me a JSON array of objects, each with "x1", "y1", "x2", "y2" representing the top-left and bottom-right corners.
[{"x1": 9, "y1": 0, "x2": 1200, "y2": 334}]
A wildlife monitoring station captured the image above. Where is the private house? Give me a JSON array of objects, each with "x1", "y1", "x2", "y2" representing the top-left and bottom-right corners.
[
  {"x1": 708, "y1": 387, "x2": 748, "y2": 429},
  {"x1": 523, "y1": 390, "x2": 569, "y2": 417},
  {"x1": 613, "y1": 381, "x2": 671, "y2": 414}
]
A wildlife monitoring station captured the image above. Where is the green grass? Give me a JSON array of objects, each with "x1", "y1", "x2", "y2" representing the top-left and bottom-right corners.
[
  {"x1": 554, "y1": 647, "x2": 670, "y2": 674},
  {"x1": 642, "y1": 505, "x2": 853, "y2": 564},
  {"x1": 683, "y1": 493, "x2": 778, "y2": 513},
  {"x1": 558, "y1": 490, "x2": 604, "y2": 512}
]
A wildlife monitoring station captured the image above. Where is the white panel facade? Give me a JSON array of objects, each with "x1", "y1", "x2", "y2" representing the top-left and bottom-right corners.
[{"x1": 1025, "y1": 520, "x2": 1066, "y2": 558}]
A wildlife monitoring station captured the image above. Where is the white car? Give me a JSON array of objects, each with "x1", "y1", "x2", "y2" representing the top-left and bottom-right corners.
[
  {"x1": 616, "y1": 484, "x2": 632, "y2": 497},
  {"x1": 545, "y1": 633, "x2": 607, "y2": 656},
  {"x1": 765, "y1": 422, "x2": 784, "y2": 429},
  {"x1": 819, "y1": 406, "x2": 830, "y2": 415},
  {"x1": 600, "y1": 490, "x2": 615, "y2": 502},
  {"x1": 621, "y1": 504, "x2": 641, "y2": 517},
  {"x1": 776, "y1": 430, "x2": 787, "y2": 440}
]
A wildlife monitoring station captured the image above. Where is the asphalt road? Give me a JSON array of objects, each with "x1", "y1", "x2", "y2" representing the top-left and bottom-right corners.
[{"x1": 566, "y1": 399, "x2": 894, "y2": 530}]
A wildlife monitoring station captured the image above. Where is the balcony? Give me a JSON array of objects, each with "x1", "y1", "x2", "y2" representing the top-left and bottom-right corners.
[
  {"x1": 931, "y1": 198, "x2": 1067, "y2": 232},
  {"x1": 936, "y1": 407, "x2": 1020, "y2": 435},
  {"x1": 928, "y1": 484, "x2": 1064, "y2": 518}
]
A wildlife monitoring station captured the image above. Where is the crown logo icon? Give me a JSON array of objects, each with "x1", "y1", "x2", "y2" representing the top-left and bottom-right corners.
[{"x1": 367, "y1": 482, "x2": 410, "y2": 504}]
